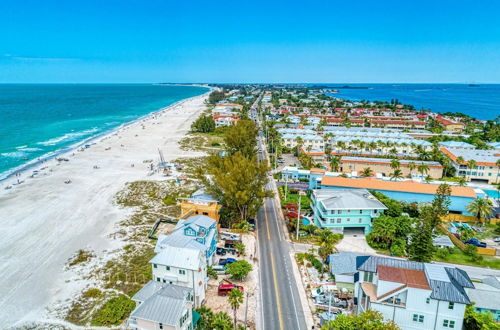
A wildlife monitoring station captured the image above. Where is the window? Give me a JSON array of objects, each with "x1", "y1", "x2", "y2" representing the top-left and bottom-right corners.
[
  {"x1": 337, "y1": 218, "x2": 341, "y2": 223},
  {"x1": 153, "y1": 264, "x2": 157, "y2": 268},
  {"x1": 337, "y1": 210, "x2": 341, "y2": 214},
  {"x1": 426, "y1": 298, "x2": 430, "y2": 304},
  {"x1": 412, "y1": 314, "x2": 424, "y2": 323},
  {"x1": 203, "y1": 212, "x2": 208, "y2": 215},
  {"x1": 448, "y1": 302, "x2": 454, "y2": 310},
  {"x1": 359, "y1": 210, "x2": 363, "y2": 214},
  {"x1": 363, "y1": 272, "x2": 374, "y2": 283},
  {"x1": 179, "y1": 269, "x2": 186, "y2": 275},
  {"x1": 166, "y1": 266, "x2": 170, "y2": 271},
  {"x1": 159, "y1": 323, "x2": 163, "y2": 329},
  {"x1": 443, "y1": 320, "x2": 455, "y2": 328},
  {"x1": 358, "y1": 218, "x2": 362, "y2": 223},
  {"x1": 156, "y1": 277, "x2": 161, "y2": 282}
]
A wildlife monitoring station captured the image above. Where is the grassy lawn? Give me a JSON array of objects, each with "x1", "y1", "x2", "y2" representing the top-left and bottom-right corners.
[
  {"x1": 434, "y1": 249, "x2": 500, "y2": 269},
  {"x1": 278, "y1": 185, "x2": 311, "y2": 211}
]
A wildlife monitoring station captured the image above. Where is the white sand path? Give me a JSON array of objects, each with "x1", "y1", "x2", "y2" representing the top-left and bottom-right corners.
[{"x1": 0, "y1": 93, "x2": 208, "y2": 327}]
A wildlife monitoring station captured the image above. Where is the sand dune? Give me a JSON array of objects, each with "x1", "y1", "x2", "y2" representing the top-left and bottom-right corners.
[{"x1": 0, "y1": 92, "x2": 208, "y2": 327}]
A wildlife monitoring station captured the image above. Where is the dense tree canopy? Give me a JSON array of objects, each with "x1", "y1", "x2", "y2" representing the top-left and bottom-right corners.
[
  {"x1": 223, "y1": 120, "x2": 259, "y2": 158},
  {"x1": 321, "y1": 310, "x2": 400, "y2": 330}
]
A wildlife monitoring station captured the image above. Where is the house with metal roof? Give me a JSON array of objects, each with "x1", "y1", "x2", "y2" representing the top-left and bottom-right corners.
[
  {"x1": 355, "y1": 256, "x2": 474, "y2": 330},
  {"x1": 329, "y1": 252, "x2": 369, "y2": 292},
  {"x1": 155, "y1": 215, "x2": 218, "y2": 265},
  {"x1": 129, "y1": 281, "x2": 196, "y2": 330},
  {"x1": 466, "y1": 276, "x2": 500, "y2": 321},
  {"x1": 150, "y1": 245, "x2": 207, "y2": 307},
  {"x1": 311, "y1": 189, "x2": 387, "y2": 234}
]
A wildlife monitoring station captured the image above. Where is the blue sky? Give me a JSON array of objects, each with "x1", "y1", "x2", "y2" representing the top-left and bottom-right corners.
[{"x1": 1, "y1": 0, "x2": 499, "y2": 83}]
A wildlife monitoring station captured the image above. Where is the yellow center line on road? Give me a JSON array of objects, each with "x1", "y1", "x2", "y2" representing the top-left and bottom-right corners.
[
  {"x1": 264, "y1": 202, "x2": 271, "y2": 241},
  {"x1": 270, "y1": 252, "x2": 285, "y2": 330}
]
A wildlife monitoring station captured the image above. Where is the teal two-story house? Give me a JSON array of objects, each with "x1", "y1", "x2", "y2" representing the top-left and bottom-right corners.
[
  {"x1": 155, "y1": 215, "x2": 218, "y2": 266},
  {"x1": 311, "y1": 189, "x2": 387, "y2": 234}
]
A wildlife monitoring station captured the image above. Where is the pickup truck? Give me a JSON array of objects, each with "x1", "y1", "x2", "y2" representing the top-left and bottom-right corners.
[{"x1": 464, "y1": 238, "x2": 487, "y2": 248}]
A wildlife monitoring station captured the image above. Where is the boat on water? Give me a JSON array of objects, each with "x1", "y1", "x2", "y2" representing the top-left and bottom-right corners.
[{"x1": 468, "y1": 84, "x2": 480, "y2": 87}]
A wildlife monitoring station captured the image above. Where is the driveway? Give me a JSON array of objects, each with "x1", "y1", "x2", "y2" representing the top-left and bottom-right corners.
[{"x1": 336, "y1": 228, "x2": 377, "y2": 255}]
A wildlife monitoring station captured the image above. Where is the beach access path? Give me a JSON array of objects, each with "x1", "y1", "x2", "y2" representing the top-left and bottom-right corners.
[{"x1": 0, "y1": 93, "x2": 208, "y2": 327}]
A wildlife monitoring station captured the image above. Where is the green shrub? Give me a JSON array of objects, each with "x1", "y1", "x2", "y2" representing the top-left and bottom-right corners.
[
  {"x1": 226, "y1": 260, "x2": 253, "y2": 280},
  {"x1": 83, "y1": 288, "x2": 102, "y2": 299},
  {"x1": 91, "y1": 295, "x2": 135, "y2": 326}
]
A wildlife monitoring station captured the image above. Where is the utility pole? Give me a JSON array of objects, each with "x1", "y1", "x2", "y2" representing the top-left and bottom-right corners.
[
  {"x1": 244, "y1": 292, "x2": 249, "y2": 328},
  {"x1": 296, "y1": 190, "x2": 305, "y2": 241}
]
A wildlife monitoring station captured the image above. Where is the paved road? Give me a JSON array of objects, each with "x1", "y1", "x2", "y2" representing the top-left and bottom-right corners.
[{"x1": 256, "y1": 128, "x2": 308, "y2": 329}]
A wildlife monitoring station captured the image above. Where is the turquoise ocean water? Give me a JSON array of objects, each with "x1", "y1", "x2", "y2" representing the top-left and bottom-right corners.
[{"x1": 0, "y1": 84, "x2": 208, "y2": 180}]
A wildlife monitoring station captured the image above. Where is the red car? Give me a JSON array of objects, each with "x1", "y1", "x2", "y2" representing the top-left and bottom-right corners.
[{"x1": 218, "y1": 283, "x2": 244, "y2": 296}]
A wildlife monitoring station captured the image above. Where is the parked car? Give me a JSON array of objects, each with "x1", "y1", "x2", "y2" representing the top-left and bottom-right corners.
[
  {"x1": 494, "y1": 236, "x2": 500, "y2": 243},
  {"x1": 211, "y1": 265, "x2": 226, "y2": 274},
  {"x1": 465, "y1": 238, "x2": 487, "y2": 248},
  {"x1": 216, "y1": 247, "x2": 227, "y2": 256},
  {"x1": 218, "y1": 283, "x2": 244, "y2": 296},
  {"x1": 219, "y1": 258, "x2": 237, "y2": 266}
]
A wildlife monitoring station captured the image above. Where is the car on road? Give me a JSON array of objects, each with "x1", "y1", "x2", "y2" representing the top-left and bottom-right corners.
[
  {"x1": 216, "y1": 247, "x2": 227, "y2": 256},
  {"x1": 219, "y1": 257, "x2": 237, "y2": 266},
  {"x1": 211, "y1": 265, "x2": 227, "y2": 274},
  {"x1": 218, "y1": 283, "x2": 244, "y2": 296},
  {"x1": 464, "y1": 238, "x2": 487, "y2": 248}
]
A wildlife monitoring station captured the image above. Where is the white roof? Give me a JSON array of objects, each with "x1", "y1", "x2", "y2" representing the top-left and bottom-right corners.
[
  {"x1": 424, "y1": 264, "x2": 450, "y2": 282},
  {"x1": 150, "y1": 246, "x2": 204, "y2": 270}
]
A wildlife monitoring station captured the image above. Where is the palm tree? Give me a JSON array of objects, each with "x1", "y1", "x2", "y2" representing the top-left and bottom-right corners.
[
  {"x1": 228, "y1": 288, "x2": 244, "y2": 330},
  {"x1": 295, "y1": 136, "x2": 304, "y2": 156},
  {"x1": 467, "y1": 160, "x2": 477, "y2": 182},
  {"x1": 212, "y1": 311, "x2": 233, "y2": 329},
  {"x1": 318, "y1": 229, "x2": 336, "y2": 247},
  {"x1": 441, "y1": 157, "x2": 450, "y2": 178},
  {"x1": 457, "y1": 177, "x2": 466, "y2": 187},
  {"x1": 368, "y1": 141, "x2": 377, "y2": 154},
  {"x1": 466, "y1": 198, "x2": 493, "y2": 223},
  {"x1": 417, "y1": 164, "x2": 430, "y2": 178},
  {"x1": 390, "y1": 168, "x2": 404, "y2": 181},
  {"x1": 361, "y1": 167, "x2": 373, "y2": 177},
  {"x1": 408, "y1": 161, "x2": 417, "y2": 178},
  {"x1": 330, "y1": 156, "x2": 340, "y2": 172},
  {"x1": 495, "y1": 159, "x2": 500, "y2": 184},
  {"x1": 390, "y1": 159, "x2": 401, "y2": 170}
]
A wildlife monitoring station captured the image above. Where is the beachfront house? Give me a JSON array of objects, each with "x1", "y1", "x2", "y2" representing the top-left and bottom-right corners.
[
  {"x1": 356, "y1": 256, "x2": 473, "y2": 330},
  {"x1": 310, "y1": 189, "x2": 387, "y2": 234},
  {"x1": 155, "y1": 215, "x2": 218, "y2": 265},
  {"x1": 129, "y1": 281, "x2": 197, "y2": 330},
  {"x1": 178, "y1": 189, "x2": 221, "y2": 222},
  {"x1": 150, "y1": 245, "x2": 207, "y2": 307}
]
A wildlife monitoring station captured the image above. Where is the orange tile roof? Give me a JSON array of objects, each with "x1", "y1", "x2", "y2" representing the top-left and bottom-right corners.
[
  {"x1": 321, "y1": 176, "x2": 476, "y2": 198},
  {"x1": 436, "y1": 117, "x2": 465, "y2": 127},
  {"x1": 377, "y1": 265, "x2": 431, "y2": 290},
  {"x1": 310, "y1": 168, "x2": 326, "y2": 174},
  {"x1": 440, "y1": 147, "x2": 499, "y2": 167}
]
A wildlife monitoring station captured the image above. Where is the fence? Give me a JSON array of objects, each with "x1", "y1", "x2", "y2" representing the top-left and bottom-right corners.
[{"x1": 438, "y1": 224, "x2": 497, "y2": 256}]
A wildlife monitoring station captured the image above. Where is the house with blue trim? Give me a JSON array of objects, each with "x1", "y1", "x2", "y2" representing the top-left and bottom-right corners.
[
  {"x1": 155, "y1": 215, "x2": 218, "y2": 265},
  {"x1": 311, "y1": 189, "x2": 387, "y2": 234}
]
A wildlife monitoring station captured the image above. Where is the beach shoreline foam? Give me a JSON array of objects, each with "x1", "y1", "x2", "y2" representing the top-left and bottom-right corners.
[{"x1": 0, "y1": 91, "x2": 210, "y2": 327}]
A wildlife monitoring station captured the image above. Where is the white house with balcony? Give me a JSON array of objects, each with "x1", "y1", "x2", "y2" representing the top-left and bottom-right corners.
[
  {"x1": 356, "y1": 256, "x2": 474, "y2": 330},
  {"x1": 150, "y1": 245, "x2": 207, "y2": 307},
  {"x1": 129, "y1": 281, "x2": 196, "y2": 330}
]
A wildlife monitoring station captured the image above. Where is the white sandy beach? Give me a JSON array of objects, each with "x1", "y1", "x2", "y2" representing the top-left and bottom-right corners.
[{"x1": 0, "y1": 92, "x2": 209, "y2": 327}]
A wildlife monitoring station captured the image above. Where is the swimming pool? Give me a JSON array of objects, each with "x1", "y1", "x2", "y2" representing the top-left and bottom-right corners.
[{"x1": 484, "y1": 189, "x2": 500, "y2": 199}]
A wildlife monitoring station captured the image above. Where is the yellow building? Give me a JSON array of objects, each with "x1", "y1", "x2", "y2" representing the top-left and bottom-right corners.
[{"x1": 178, "y1": 189, "x2": 221, "y2": 221}]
